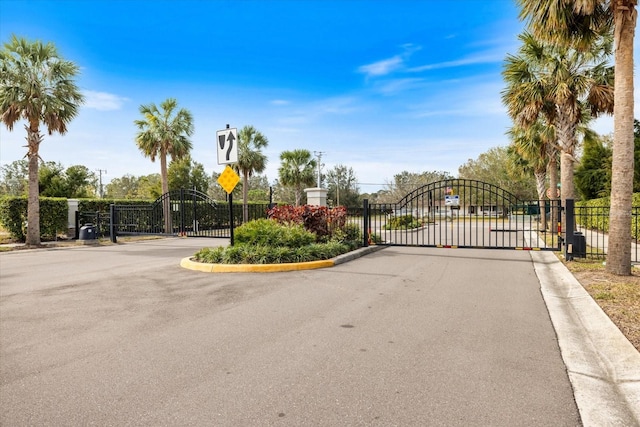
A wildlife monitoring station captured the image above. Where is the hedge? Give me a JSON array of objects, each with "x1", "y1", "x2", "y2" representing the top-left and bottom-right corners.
[
  {"x1": 576, "y1": 193, "x2": 640, "y2": 240},
  {"x1": 0, "y1": 196, "x2": 68, "y2": 242},
  {"x1": 77, "y1": 198, "x2": 154, "y2": 212},
  {"x1": 0, "y1": 196, "x2": 275, "y2": 242}
]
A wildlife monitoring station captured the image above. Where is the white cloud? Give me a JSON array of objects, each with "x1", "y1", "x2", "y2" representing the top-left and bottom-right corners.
[
  {"x1": 270, "y1": 99, "x2": 290, "y2": 106},
  {"x1": 275, "y1": 96, "x2": 360, "y2": 127},
  {"x1": 357, "y1": 44, "x2": 422, "y2": 78},
  {"x1": 407, "y1": 53, "x2": 502, "y2": 73},
  {"x1": 372, "y1": 78, "x2": 425, "y2": 95},
  {"x1": 83, "y1": 90, "x2": 129, "y2": 111},
  {"x1": 317, "y1": 96, "x2": 358, "y2": 115},
  {"x1": 357, "y1": 56, "x2": 404, "y2": 77}
]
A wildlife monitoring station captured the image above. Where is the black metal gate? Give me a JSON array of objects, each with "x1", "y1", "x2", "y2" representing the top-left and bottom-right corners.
[
  {"x1": 111, "y1": 189, "x2": 231, "y2": 238},
  {"x1": 365, "y1": 179, "x2": 562, "y2": 251}
]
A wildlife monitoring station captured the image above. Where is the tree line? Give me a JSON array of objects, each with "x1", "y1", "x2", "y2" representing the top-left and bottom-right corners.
[
  {"x1": 4, "y1": 134, "x2": 635, "y2": 206},
  {"x1": 2, "y1": 0, "x2": 637, "y2": 276}
]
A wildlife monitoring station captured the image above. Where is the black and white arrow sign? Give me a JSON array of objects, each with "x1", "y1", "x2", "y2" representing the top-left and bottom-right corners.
[{"x1": 216, "y1": 128, "x2": 238, "y2": 165}]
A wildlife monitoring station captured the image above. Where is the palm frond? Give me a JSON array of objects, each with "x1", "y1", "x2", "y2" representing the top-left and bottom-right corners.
[{"x1": 0, "y1": 35, "x2": 84, "y2": 135}]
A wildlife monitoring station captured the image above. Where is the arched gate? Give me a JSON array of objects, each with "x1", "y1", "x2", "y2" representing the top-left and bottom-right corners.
[
  {"x1": 365, "y1": 179, "x2": 562, "y2": 251},
  {"x1": 111, "y1": 189, "x2": 231, "y2": 238}
]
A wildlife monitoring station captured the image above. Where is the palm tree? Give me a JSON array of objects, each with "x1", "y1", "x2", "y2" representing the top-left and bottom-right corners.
[
  {"x1": 507, "y1": 122, "x2": 555, "y2": 230},
  {"x1": 0, "y1": 36, "x2": 84, "y2": 246},
  {"x1": 502, "y1": 31, "x2": 613, "y2": 235},
  {"x1": 234, "y1": 125, "x2": 268, "y2": 223},
  {"x1": 517, "y1": 0, "x2": 636, "y2": 273},
  {"x1": 278, "y1": 149, "x2": 317, "y2": 206},
  {"x1": 135, "y1": 98, "x2": 193, "y2": 233}
]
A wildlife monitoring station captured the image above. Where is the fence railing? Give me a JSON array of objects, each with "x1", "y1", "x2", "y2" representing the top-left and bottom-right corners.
[
  {"x1": 574, "y1": 205, "x2": 639, "y2": 262},
  {"x1": 75, "y1": 199, "x2": 639, "y2": 263},
  {"x1": 76, "y1": 202, "x2": 272, "y2": 240},
  {"x1": 75, "y1": 211, "x2": 111, "y2": 238}
]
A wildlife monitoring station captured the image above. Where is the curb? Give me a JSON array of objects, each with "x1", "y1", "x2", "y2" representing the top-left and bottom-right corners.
[
  {"x1": 531, "y1": 250, "x2": 640, "y2": 427},
  {"x1": 180, "y1": 244, "x2": 386, "y2": 273}
]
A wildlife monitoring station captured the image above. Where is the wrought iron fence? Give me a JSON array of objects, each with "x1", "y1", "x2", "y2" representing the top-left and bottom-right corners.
[
  {"x1": 76, "y1": 199, "x2": 272, "y2": 240},
  {"x1": 575, "y1": 205, "x2": 640, "y2": 262},
  {"x1": 75, "y1": 211, "x2": 111, "y2": 238},
  {"x1": 74, "y1": 191, "x2": 638, "y2": 264}
]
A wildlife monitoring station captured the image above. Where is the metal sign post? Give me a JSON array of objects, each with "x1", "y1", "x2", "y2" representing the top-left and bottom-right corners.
[
  {"x1": 216, "y1": 124, "x2": 240, "y2": 245},
  {"x1": 217, "y1": 165, "x2": 240, "y2": 246}
]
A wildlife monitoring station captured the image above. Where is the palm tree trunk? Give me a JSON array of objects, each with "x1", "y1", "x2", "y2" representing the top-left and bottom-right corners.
[
  {"x1": 26, "y1": 126, "x2": 42, "y2": 246},
  {"x1": 548, "y1": 150, "x2": 559, "y2": 232},
  {"x1": 548, "y1": 149, "x2": 559, "y2": 197},
  {"x1": 560, "y1": 151, "x2": 577, "y2": 237},
  {"x1": 160, "y1": 151, "x2": 171, "y2": 234},
  {"x1": 607, "y1": 3, "x2": 636, "y2": 276},
  {"x1": 242, "y1": 171, "x2": 249, "y2": 224},
  {"x1": 534, "y1": 169, "x2": 547, "y2": 231},
  {"x1": 555, "y1": 108, "x2": 578, "y2": 237}
]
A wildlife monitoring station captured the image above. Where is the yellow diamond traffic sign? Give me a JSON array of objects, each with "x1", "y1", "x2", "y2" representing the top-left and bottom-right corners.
[{"x1": 217, "y1": 165, "x2": 240, "y2": 194}]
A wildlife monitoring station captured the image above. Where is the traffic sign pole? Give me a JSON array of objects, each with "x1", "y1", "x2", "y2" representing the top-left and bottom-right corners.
[
  {"x1": 229, "y1": 192, "x2": 234, "y2": 246},
  {"x1": 216, "y1": 124, "x2": 239, "y2": 245}
]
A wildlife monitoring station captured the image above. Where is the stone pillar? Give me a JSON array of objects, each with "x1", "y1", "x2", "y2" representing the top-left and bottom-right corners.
[{"x1": 304, "y1": 187, "x2": 328, "y2": 207}]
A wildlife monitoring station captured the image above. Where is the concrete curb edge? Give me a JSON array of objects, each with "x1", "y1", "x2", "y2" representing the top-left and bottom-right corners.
[
  {"x1": 531, "y1": 250, "x2": 640, "y2": 426},
  {"x1": 180, "y1": 244, "x2": 386, "y2": 273}
]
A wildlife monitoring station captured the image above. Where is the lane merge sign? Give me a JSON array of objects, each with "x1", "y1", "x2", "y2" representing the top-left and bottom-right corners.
[{"x1": 216, "y1": 128, "x2": 238, "y2": 164}]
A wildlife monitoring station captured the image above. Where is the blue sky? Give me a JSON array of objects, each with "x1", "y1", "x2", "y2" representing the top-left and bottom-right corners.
[{"x1": 0, "y1": 0, "x2": 628, "y2": 192}]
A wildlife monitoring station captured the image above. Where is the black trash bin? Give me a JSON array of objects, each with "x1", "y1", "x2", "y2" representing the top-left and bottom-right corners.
[
  {"x1": 79, "y1": 223, "x2": 97, "y2": 240},
  {"x1": 572, "y1": 231, "x2": 586, "y2": 258}
]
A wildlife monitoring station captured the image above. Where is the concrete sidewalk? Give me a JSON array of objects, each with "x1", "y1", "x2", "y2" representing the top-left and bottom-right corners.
[
  {"x1": 532, "y1": 250, "x2": 640, "y2": 426},
  {"x1": 576, "y1": 226, "x2": 640, "y2": 264}
]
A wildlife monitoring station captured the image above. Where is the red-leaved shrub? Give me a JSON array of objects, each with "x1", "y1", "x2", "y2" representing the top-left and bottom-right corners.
[{"x1": 267, "y1": 205, "x2": 347, "y2": 240}]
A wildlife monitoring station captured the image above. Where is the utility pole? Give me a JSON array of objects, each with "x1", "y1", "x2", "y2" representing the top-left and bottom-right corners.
[
  {"x1": 96, "y1": 169, "x2": 107, "y2": 198},
  {"x1": 313, "y1": 151, "x2": 324, "y2": 188}
]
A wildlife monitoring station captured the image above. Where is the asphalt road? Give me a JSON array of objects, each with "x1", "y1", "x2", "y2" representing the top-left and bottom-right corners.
[{"x1": 0, "y1": 239, "x2": 580, "y2": 426}]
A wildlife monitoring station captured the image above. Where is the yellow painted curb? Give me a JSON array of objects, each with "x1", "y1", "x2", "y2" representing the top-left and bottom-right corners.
[{"x1": 180, "y1": 257, "x2": 335, "y2": 273}]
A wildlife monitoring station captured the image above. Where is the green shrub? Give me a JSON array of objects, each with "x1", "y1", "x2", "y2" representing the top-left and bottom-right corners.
[
  {"x1": 234, "y1": 218, "x2": 315, "y2": 247},
  {"x1": 576, "y1": 193, "x2": 640, "y2": 240},
  {"x1": 193, "y1": 220, "x2": 353, "y2": 264},
  {"x1": 0, "y1": 196, "x2": 67, "y2": 241},
  {"x1": 384, "y1": 214, "x2": 421, "y2": 230},
  {"x1": 78, "y1": 199, "x2": 153, "y2": 212},
  {"x1": 40, "y1": 198, "x2": 68, "y2": 239},
  {"x1": 341, "y1": 223, "x2": 362, "y2": 242},
  {"x1": 369, "y1": 232, "x2": 383, "y2": 244},
  {"x1": 221, "y1": 245, "x2": 245, "y2": 264},
  {"x1": 195, "y1": 246, "x2": 225, "y2": 263},
  {"x1": 308, "y1": 241, "x2": 349, "y2": 259},
  {"x1": 194, "y1": 243, "x2": 349, "y2": 264},
  {"x1": 192, "y1": 213, "x2": 362, "y2": 265},
  {"x1": 0, "y1": 197, "x2": 26, "y2": 241},
  {"x1": 329, "y1": 225, "x2": 361, "y2": 250}
]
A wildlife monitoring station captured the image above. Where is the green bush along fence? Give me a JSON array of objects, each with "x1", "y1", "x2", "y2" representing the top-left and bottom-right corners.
[
  {"x1": 0, "y1": 196, "x2": 68, "y2": 241},
  {"x1": 576, "y1": 194, "x2": 640, "y2": 241}
]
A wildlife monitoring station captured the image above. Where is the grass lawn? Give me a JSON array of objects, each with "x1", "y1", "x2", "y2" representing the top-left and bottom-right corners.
[{"x1": 563, "y1": 258, "x2": 640, "y2": 352}]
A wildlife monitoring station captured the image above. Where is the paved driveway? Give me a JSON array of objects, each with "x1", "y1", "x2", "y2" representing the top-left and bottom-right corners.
[{"x1": 1, "y1": 239, "x2": 580, "y2": 426}]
